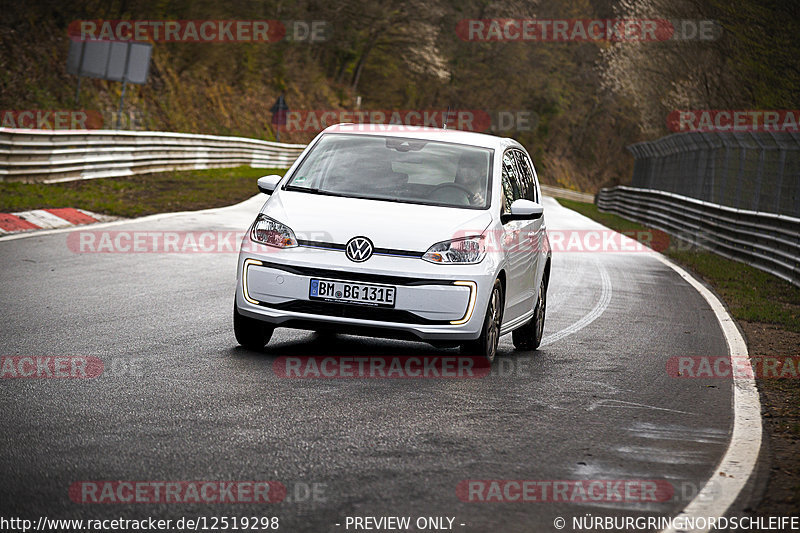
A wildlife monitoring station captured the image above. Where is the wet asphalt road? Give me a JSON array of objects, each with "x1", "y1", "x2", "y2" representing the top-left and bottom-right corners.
[{"x1": 0, "y1": 196, "x2": 734, "y2": 532}]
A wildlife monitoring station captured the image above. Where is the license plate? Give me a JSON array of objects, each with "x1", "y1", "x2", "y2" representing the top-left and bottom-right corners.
[{"x1": 309, "y1": 278, "x2": 396, "y2": 308}]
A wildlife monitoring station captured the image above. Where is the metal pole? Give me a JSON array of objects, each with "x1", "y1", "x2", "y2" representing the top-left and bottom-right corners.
[
  {"x1": 74, "y1": 42, "x2": 86, "y2": 106},
  {"x1": 116, "y1": 43, "x2": 133, "y2": 130},
  {"x1": 117, "y1": 79, "x2": 127, "y2": 130}
]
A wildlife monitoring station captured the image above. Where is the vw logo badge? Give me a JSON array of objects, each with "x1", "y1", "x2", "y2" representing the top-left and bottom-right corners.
[{"x1": 345, "y1": 236, "x2": 374, "y2": 262}]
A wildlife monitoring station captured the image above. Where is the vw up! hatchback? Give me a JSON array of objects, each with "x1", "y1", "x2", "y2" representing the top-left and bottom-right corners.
[{"x1": 234, "y1": 124, "x2": 551, "y2": 361}]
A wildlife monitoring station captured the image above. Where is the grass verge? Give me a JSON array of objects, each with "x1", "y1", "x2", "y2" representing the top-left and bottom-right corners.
[
  {"x1": 0, "y1": 166, "x2": 284, "y2": 218},
  {"x1": 558, "y1": 198, "x2": 800, "y2": 516}
]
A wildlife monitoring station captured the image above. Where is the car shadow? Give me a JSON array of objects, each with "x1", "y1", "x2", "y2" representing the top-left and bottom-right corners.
[
  {"x1": 228, "y1": 330, "x2": 461, "y2": 359},
  {"x1": 223, "y1": 330, "x2": 545, "y2": 379}
]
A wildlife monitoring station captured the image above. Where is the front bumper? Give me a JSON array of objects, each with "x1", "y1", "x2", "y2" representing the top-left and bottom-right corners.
[{"x1": 235, "y1": 246, "x2": 498, "y2": 341}]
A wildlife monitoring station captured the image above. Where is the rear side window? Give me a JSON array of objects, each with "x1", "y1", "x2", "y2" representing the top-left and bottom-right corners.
[
  {"x1": 501, "y1": 151, "x2": 518, "y2": 213},
  {"x1": 512, "y1": 149, "x2": 537, "y2": 202}
]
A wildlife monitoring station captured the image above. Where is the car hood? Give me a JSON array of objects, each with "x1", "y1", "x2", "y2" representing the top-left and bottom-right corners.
[{"x1": 262, "y1": 190, "x2": 494, "y2": 252}]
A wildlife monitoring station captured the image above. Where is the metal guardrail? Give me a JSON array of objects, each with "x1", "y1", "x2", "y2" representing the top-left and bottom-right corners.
[
  {"x1": 597, "y1": 185, "x2": 800, "y2": 287},
  {"x1": 540, "y1": 185, "x2": 595, "y2": 203},
  {"x1": 0, "y1": 128, "x2": 600, "y2": 204},
  {"x1": 0, "y1": 129, "x2": 307, "y2": 183}
]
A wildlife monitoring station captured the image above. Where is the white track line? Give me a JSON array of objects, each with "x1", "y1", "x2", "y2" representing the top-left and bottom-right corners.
[
  {"x1": 653, "y1": 253, "x2": 761, "y2": 533},
  {"x1": 540, "y1": 260, "x2": 612, "y2": 347}
]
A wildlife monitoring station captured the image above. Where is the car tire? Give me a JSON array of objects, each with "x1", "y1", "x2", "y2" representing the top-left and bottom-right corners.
[
  {"x1": 234, "y1": 302, "x2": 274, "y2": 351},
  {"x1": 461, "y1": 279, "x2": 504, "y2": 363},
  {"x1": 512, "y1": 274, "x2": 547, "y2": 351}
]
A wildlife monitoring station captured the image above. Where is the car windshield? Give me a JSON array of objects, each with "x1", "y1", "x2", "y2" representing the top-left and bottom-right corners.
[{"x1": 285, "y1": 133, "x2": 493, "y2": 209}]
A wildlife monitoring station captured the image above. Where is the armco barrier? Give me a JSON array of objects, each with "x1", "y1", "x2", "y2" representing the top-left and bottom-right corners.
[
  {"x1": 540, "y1": 184, "x2": 594, "y2": 203},
  {"x1": 597, "y1": 185, "x2": 800, "y2": 287},
  {"x1": 0, "y1": 128, "x2": 597, "y2": 204},
  {"x1": 0, "y1": 129, "x2": 307, "y2": 183}
]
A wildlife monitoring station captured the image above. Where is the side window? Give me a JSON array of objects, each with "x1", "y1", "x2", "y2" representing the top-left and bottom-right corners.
[
  {"x1": 501, "y1": 151, "x2": 519, "y2": 213},
  {"x1": 529, "y1": 155, "x2": 540, "y2": 203},
  {"x1": 526, "y1": 151, "x2": 541, "y2": 203},
  {"x1": 513, "y1": 150, "x2": 536, "y2": 202}
]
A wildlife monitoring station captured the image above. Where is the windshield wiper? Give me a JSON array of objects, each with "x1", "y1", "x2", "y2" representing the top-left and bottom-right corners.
[{"x1": 284, "y1": 185, "x2": 346, "y2": 198}]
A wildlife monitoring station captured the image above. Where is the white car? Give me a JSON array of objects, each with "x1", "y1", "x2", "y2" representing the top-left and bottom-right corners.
[{"x1": 234, "y1": 124, "x2": 551, "y2": 361}]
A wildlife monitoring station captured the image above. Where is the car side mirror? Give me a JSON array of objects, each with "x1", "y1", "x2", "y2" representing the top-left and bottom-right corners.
[
  {"x1": 501, "y1": 199, "x2": 544, "y2": 224},
  {"x1": 257, "y1": 174, "x2": 283, "y2": 195}
]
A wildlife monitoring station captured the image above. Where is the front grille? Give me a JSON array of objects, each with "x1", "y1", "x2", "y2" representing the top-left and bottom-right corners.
[
  {"x1": 298, "y1": 239, "x2": 424, "y2": 258},
  {"x1": 259, "y1": 299, "x2": 451, "y2": 325},
  {"x1": 254, "y1": 260, "x2": 452, "y2": 286}
]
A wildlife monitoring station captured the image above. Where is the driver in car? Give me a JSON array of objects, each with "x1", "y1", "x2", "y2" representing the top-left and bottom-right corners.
[{"x1": 454, "y1": 153, "x2": 488, "y2": 206}]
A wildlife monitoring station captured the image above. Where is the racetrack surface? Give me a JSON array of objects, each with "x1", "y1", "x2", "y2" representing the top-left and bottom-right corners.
[{"x1": 0, "y1": 196, "x2": 738, "y2": 531}]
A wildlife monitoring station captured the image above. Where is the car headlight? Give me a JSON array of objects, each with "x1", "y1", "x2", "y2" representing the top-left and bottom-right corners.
[
  {"x1": 250, "y1": 214, "x2": 298, "y2": 248},
  {"x1": 422, "y1": 236, "x2": 486, "y2": 264}
]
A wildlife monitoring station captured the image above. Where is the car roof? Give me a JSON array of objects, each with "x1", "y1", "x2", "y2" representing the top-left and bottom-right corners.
[{"x1": 321, "y1": 123, "x2": 524, "y2": 151}]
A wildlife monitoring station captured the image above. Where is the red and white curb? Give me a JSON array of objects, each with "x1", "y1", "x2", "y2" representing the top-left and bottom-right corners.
[{"x1": 0, "y1": 208, "x2": 117, "y2": 235}]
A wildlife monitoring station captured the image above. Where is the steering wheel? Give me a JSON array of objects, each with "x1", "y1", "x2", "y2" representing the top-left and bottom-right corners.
[{"x1": 430, "y1": 183, "x2": 473, "y2": 202}]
